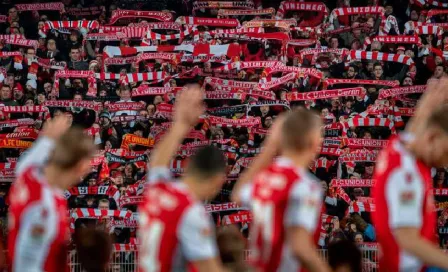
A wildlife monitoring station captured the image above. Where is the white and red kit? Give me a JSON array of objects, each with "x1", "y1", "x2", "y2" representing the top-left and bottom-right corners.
[
  {"x1": 239, "y1": 157, "x2": 323, "y2": 272},
  {"x1": 372, "y1": 135, "x2": 437, "y2": 272},
  {"x1": 138, "y1": 168, "x2": 218, "y2": 272},
  {"x1": 8, "y1": 137, "x2": 69, "y2": 272}
]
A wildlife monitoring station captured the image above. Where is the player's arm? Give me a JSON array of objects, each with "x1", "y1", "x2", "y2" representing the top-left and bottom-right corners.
[
  {"x1": 232, "y1": 115, "x2": 284, "y2": 204},
  {"x1": 407, "y1": 77, "x2": 448, "y2": 135},
  {"x1": 387, "y1": 169, "x2": 448, "y2": 269},
  {"x1": 15, "y1": 115, "x2": 71, "y2": 177},
  {"x1": 148, "y1": 85, "x2": 204, "y2": 170},
  {"x1": 286, "y1": 181, "x2": 331, "y2": 272},
  {"x1": 180, "y1": 204, "x2": 228, "y2": 272},
  {"x1": 395, "y1": 228, "x2": 448, "y2": 270}
]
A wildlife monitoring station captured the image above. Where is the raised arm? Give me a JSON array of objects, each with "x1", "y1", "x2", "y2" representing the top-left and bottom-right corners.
[
  {"x1": 15, "y1": 115, "x2": 71, "y2": 177},
  {"x1": 148, "y1": 84, "x2": 205, "y2": 170},
  {"x1": 231, "y1": 115, "x2": 284, "y2": 204},
  {"x1": 407, "y1": 77, "x2": 448, "y2": 135}
]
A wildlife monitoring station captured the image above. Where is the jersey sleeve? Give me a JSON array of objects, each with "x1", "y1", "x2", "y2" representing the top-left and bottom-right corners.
[
  {"x1": 146, "y1": 167, "x2": 173, "y2": 184},
  {"x1": 238, "y1": 183, "x2": 253, "y2": 207},
  {"x1": 385, "y1": 168, "x2": 424, "y2": 228},
  {"x1": 285, "y1": 179, "x2": 323, "y2": 231},
  {"x1": 15, "y1": 137, "x2": 55, "y2": 177},
  {"x1": 12, "y1": 199, "x2": 59, "y2": 271},
  {"x1": 178, "y1": 203, "x2": 218, "y2": 261}
]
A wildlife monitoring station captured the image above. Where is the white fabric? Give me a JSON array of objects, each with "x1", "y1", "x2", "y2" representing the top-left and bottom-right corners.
[
  {"x1": 13, "y1": 183, "x2": 58, "y2": 272},
  {"x1": 146, "y1": 167, "x2": 173, "y2": 184}
]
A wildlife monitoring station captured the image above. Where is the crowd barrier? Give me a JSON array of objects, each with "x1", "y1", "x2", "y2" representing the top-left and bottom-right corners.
[{"x1": 68, "y1": 248, "x2": 379, "y2": 272}]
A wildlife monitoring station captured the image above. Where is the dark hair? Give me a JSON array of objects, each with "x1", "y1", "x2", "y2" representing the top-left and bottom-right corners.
[
  {"x1": 328, "y1": 240, "x2": 362, "y2": 272},
  {"x1": 187, "y1": 146, "x2": 226, "y2": 179},
  {"x1": 70, "y1": 45, "x2": 81, "y2": 52},
  {"x1": 74, "y1": 227, "x2": 112, "y2": 272},
  {"x1": 1, "y1": 85, "x2": 11, "y2": 90},
  {"x1": 428, "y1": 104, "x2": 448, "y2": 134},
  {"x1": 373, "y1": 62, "x2": 382, "y2": 69},
  {"x1": 282, "y1": 107, "x2": 321, "y2": 151},
  {"x1": 47, "y1": 127, "x2": 95, "y2": 169},
  {"x1": 216, "y1": 226, "x2": 248, "y2": 272}
]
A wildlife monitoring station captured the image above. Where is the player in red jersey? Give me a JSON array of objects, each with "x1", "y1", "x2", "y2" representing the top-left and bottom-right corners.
[
  {"x1": 8, "y1": 115, "x2": 95, "y2": 272},
  {"x1": 372, "y1": 78, "x2": 448, "y2": 271},
  {"x1": 233, "y1": 108, "x2": 331, "y2": 272},
  {"x1": 138, "y1": 85, "x2": 229, "y2": 272}
]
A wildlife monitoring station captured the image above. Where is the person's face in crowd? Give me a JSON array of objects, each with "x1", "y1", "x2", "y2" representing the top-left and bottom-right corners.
[
  {"x1": 44, "y1": 83, "x2": 52, "y2": 93},
  {"x1": 0, "y1": 86, "x2": 11, "y2": 100},
  {"x1": 347, "y1": 66, "x2": 356, "y2": 78},
  {"x1": 321, "y1": 108, "x2": 329, "y2": 117},
  {"x1": 371, "y1": 41, "x2": 381, "y2": 51},
  {"x1": 434, "y1": 66, "x2": 445, "y2": 79},
  {"x1": 73, "y1": 79, "x2": 83, "y2": 89},
  {"x1": 98, "y1": 201, "x2": 109, "y2": 210},
  {"x1": 99, "y1": 89, "x2": 107, "y2": 98},
  {"x1": 120, "y1": 89, "x2": 131, "y2": 100},
  {"x1": 349, "y1": 223, "x2": 357, "y2": 233},
  {"x1": 13, "y1": 88, "x2": 23, "y2": 101},
  {"x1": 354, "y1": 233, "x2": 364, "y2": 245},
  {"x1": 6, "y1": 75, "x2": 14, "y2": 87},
  {"x1": 366, "y1": 17, "x2": 375, "y2": 27},
  {"x1": 70, "y1": 32, "x2": 78, "y2": 42},
  {"x1": 365, "y1": 165, "x2": 374, "y2": 176},
  {"x1": 105, "y1": 140, "x2": 113, "y2": 150},
  {"x1": 100, "y1": 116, "x2": 110, "y2": 127},
  {"x1": 385, "y1": 5, "x2": 393, "y2": 16},
  {"x1": 279, "y1": 91, "x2": 286, "y2": 100},
  {"x1": 260, "y1": 105, "x2": 269, "y2": 115},
  {"x1": 351, "y1": 40, "x2": 361, "y2": 50},
  {"x1": 345, "y1": 100, "x2": 352, "y2": 109},
  {"x1": 169, "y1": 79, "x2": 177, "y2": 87},
  {"x1": 410, "y1": 10, "x2": 419, "y2": 21},
  {"x1": 215, "y1": 128, "x2": 224, "y2": 140},
  {"x1": 47, "y1": 39, "x2": 57, "y2": 51},
  {"x1": 405, "y1": 49, "x2": 414, "y2": 58},
  {"x1": 139, "y1": 110, "x2": 149, "y2": 118},
  {"x1": 366, "y1": 62, "x2": 374, "y2": 73},
  {"x1": 88, "y1": 178, "x2": 96, "y2": 187},
  {"x1": 320, "y1": 181, "x2": 328, "y2": 193},
  {"x1": 363, "y1": 132, "x2": 372, "y2": 139},
  {"x1": 38, "y1": 21, "x2": 45, "y2": 30},
  {"x1": 147, "y1": 104, "x2": 155, "y2": 116},
  {"x1": 264, "y1": 117, "x2": 273, "y2": 128},
  {"x1": 153, "y1": 95, "x2": 163, "y2": 105},
  {"x1": 25, "y1": 99, "x2": 34, "y2": 106},
  {"x1": 352, "y1": 28, "x2": 361, "y2": 39},
  {"x1": 37, "y1": 93, "x2": 46, "y2": 104},
  {"x1": 435, "y1": 56, "x2": 443, "y2": 65},
  {"x1": 203, "y1": 62, "x2": 212, "y2": 71},
  {"x1": 330, "y1": 38, "x2": 339, "y2": 49},
  {"x1": 331, "y1": 217, "x2": 340, "y2": 230},
  {"x1": 70, "y1": 49, "x2": 81, "y2": 61},
  {"x1": 134, "y1": 130, "x2": 143, "y2": 137},
  {"x1": 113, "y1": 175, "x2": 123, "y2": 185},
  {"x1": 331, "y1": 98, "x2": 340, "y2": 108},
  {"x1": 124, "y1": 164, "x2": 133, "y2": 177},
  {"x1": 437, "y1": 170, "x2": 445, "y2": 180},
  {"x1": 73, "y1": 94, "x2": 82, "y2": 101},
  {"x1": 8, "y1": 7, "x2": 18, "y2": 21},
  {"x1": 40, "y1": 15, "x2": 48, "y2": 21},
  {"x1": 373, "y1": 65, "x2": 383, "y2": 79},
  {"x1": 403, "y1": 77, "x2": 413, "y2": 86},
  {"x1": 26, "y1": 48, "x2": 35, "y2": 61}
]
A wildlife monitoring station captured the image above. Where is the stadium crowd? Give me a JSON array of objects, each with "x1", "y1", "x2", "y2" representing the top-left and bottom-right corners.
[{"x1": 0, "y1": 0, "x2": 447, "y2": 270}]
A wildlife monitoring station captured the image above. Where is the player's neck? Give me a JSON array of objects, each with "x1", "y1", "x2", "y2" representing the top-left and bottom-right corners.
[
  {"x1": 405, "y1": 140, "x2": 432, "y2": 167},
  {"x1": 182, "y1": 177, "x2": 208, "y2": 201},
  {"x1": 44, "y1": 165, "x2": 69, "y2": 190},
  {"x1": 281, "y1": 150, "x2": 314, "y2": 169}
]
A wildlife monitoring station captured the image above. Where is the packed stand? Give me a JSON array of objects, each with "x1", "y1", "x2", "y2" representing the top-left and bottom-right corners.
[{"x1": 0, "y1": 0, "x2": 447, "y2": 266}]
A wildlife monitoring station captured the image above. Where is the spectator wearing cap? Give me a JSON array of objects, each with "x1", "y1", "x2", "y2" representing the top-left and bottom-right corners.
[
  {"x1": 89, "y1": 61, "x2": 100, "y2": 73},
  {"x1": 44, "y1": 39, "x2": 64, "y2": 61},
  {"x1": 68, "y1": 46, "x2": 88, "y2": 71},
  {"x1": 25, "y1": 80, "x2": 37, "y2": 96},
  {"x1": 99, "y1": 110, "x2": 117, "y2": 142},
  {"x1": 12, "y1": 84, "x2": 25, "y2": 105}
]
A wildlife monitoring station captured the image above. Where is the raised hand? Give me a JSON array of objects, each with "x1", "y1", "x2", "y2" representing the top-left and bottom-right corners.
[{"x1": 174, "y1": 84, "x2": 205, "y2": 127}]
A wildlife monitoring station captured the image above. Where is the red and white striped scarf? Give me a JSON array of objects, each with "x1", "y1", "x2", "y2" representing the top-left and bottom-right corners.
[
  {"x1": 0, "y1": 118, "x2": 35, "y2": 129},
  {"x1": 53, "y1": 70, "x2": 97, "y2": 97},
  {"x1": 378, "y1": 85, "x2": 426, "y2": 99},
  {"x1": 348, "y1": 201, "x2": 376, "y2": 213},
  {"x1": 205, "y1": 91, "x2": 246, "y2": 101},
  {"x1": 204, "y1": 202, "x2": 247, "y2": 212},
  {"x1": 66, "y1": 6, "x2": 105, "y2": 16},
  {"x1": 70, "y1": 208, "x2": 133, "y2": 231},
  {"x1": 105, "y1": 102, "x2": 146, "y2": 112},
  {"x1": 205, "y1": 77, "x2": 257, "y2": 89},
  {"x1": 15, "y1": 2, "x2": 64, "y2": 12},
  {"x1": 132, "y1": 86, "x2": 182, "y2": 97},
  {"x1": 104, "y1": 52, "x2": 179, "y2": 67},
  {"x1": 180, "y1": 54, "x2": 228, "y2": 63},
  {"x1": 64, "y1": 186, "x2": 120, "y2": 202},
  {"x1": 287, "y1": 87, "x2": 365, "y2": 101},
  {"x1": 338, "y1": 150, "x2": 379, "y2": 162},
  {"x1": 0, "y1": 106, "x2": 48, "y2": 113},
  {"x1": 0, "y1": 51, "x2": 21, "y2": 58},
  {"x1": 330, "y1": 6, "x2": 386, "y2": 32},
  {"x1": 347, "y1": 50, "x2": 414, "y2": 67},
  {"x1": 215, "y1": 61, "x2": 283, "y2": 72},
  {"x1": 2, "y1": 36, "x2": 38, "y2": 48},
  {"x1": 344, "y1": 138, "x2": 388, "y2": 149},
  {"x1": 414, "y1": 0, "x2": 448, "y2": 8},
  {"x1": 310, "y1": 157, "x2": 336, "y2": 172},
  {"x1": 43, "y1": 100, "x2": 101, "y2": 111},
  {"x1": 103, "y1": 44, "x2": 241, "y2": 58},
  {"x1": 363, "y1": 35, "x2": 421, "y2": 50},
  {"x1": 96, "y1": 71, "x2": 167, "y2": 83},
  {"x1": 208, "y1": 116, "x2": 261, "y2": 128},
  {"x1": 256, "y1": 73, "x2": 296, "y2": 91},
  {"x1": 331, "y1": 179, "x2": 376, "y2": 187},
  {"x1": 113, "y1": 244, "x2": 139, "y2": 251},
  {"x1": 323, "y1": 78, "x2": 399, "y2": 88},
  {"x1": 192, "y1": 1, "x2": 255, "y2": 13},
  {"x1": 414, "y1": 25, "x2": 443, "y2": 47},
  {"x1": 146, "y1": 28, "x2": 194, "y2": 42},
  {"x1": 276, "y1": 1, "x2": 328, "y2": 19},
  {"x1": 218, "y1": 7, "x2": 275, "y2": 18},
  {"x1": 0, "y1": 131, "x2": 38, "y2": 140},
  {"x1": 119, "y1": 196, "x2": 145, "y2": 208},
  {"x1": 222, "y1": 211, "x2": 252, "y2": 225},
  {"x1": 42, "y1": 20, "x2": 99, "y2": 32},
  {"x1": 299, "y1": 48, "x2": 349, "y2": 59},
  {"x1": 176, "y1": 16, "x2": 240, "y2": 27},
  {"x1": 341, "y1": 117, "x2": 396, "y2": 136},
  {"x1": 109, "y1": 10, "x2": 173, "y2": 25},
  {"x1": 243, "y1": 19, "x2": 296, "y2": 29}
]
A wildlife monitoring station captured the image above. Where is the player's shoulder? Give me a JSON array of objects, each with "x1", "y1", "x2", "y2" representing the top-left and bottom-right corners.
[
  {"x1": 291, "y1": 171, "x2": 323, "y2": 197},
  {"x1": 140, "y1": 182, "x2": 195, "y2": 214},
  {"x1": 375, "y1": 136, "x2": 406, "y2": 176}
]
